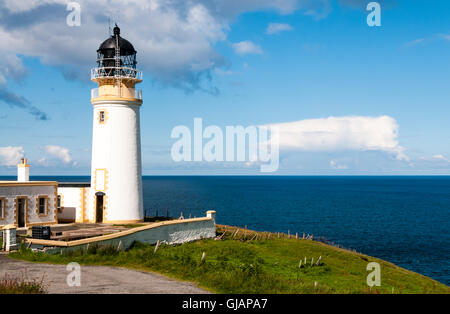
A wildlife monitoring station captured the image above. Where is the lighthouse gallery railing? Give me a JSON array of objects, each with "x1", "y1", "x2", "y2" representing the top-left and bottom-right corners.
[{"x1": 91, "y1": 67, "x2": 143, "y2": 81}]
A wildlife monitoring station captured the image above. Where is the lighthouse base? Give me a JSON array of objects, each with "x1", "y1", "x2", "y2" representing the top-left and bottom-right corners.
[{"x1": 102, "y1": 219, "x2": 144, "y2": 224}]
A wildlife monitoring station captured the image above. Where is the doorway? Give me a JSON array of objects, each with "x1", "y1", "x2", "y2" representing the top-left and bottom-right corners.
[
  {"x1": 17, "y1": 198, "x2": 26, "y2": 228},
  {"x1": 95, "y1": 192, "x2": 105, "y2": 223}
]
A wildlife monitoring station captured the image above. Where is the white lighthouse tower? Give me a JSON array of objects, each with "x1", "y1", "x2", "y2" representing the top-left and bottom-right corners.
[{"x1": 89, "y1": 25, "x2": 144, "y2": 223}]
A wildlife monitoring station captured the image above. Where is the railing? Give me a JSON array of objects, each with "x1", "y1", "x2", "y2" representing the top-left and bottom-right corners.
[
  {"x1": 91, "y1": 88, "x2": 143, "y2": 100},
  {"x1": 91, "y1": 67, "x2": 143, "y2": 81}
]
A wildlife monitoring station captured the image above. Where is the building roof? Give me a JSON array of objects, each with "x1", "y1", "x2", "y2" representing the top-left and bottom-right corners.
[
  {"x1": 58, "y1": 182, "x2": 91, "y2": 188},
  {"x1": 0, "y1": 181, "x2": 58, "y2": 187}
]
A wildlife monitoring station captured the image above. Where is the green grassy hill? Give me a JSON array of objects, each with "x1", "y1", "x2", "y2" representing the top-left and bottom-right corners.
[{"x1": 9, "y1": 225, "x2": 449, "y2": 294}]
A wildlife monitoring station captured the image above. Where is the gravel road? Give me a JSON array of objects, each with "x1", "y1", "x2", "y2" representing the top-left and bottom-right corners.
[{"x1": 0, "y1": 254, "x2": 209, "y2": 294}]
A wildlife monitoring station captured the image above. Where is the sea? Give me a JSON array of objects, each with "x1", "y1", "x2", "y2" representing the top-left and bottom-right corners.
[{"x1": 2, "y1": 175, "x2": 449, "y2": 285}]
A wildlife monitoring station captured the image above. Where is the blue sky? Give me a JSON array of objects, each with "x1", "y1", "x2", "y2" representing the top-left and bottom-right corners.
[{"x1": 1, "y1": 0, "x2": 450, "y2": 175}]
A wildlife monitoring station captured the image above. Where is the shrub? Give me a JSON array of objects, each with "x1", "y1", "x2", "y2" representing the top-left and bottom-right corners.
[{"x1": 0, "y1": 274, "x2": 47, "y2": 294}]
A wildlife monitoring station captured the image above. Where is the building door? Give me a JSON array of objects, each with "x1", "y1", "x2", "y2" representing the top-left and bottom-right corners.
[
  {"x1": 18, "y1": 198, "x2": 26, "y2": 228},
  {"x1": 95, "y1": 193, "x2": 104, "y2": 223}
]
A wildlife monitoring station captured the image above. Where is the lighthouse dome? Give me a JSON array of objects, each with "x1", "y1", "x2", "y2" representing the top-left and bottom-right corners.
[
  {"x1": 96, "y1": 25, "x2": 137, "y2": 71},
  {"x1": 97, "y1": 26, "x2": 136, "y2": 56}
]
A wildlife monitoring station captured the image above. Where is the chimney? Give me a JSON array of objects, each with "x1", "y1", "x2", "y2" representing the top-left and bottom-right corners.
[{"x1": 17, "y1": 158, "x2": 30, "y2": 182}]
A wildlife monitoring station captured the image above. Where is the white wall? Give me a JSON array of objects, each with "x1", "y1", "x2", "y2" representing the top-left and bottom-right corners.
[
  {"x1": 90, "y1": 100, "x2": 143, "y2": 223},
  {"x1": 40, "y1": 215, "x2": 216, "y2": 254},
  {"x1": 58, "y1": 187, "x2": 89, "y2": 223}
]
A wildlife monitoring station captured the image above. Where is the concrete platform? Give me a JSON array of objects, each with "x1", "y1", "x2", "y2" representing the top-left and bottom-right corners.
[{"x1": 21, "y1": 223, "x2": 149, "y2": 242}]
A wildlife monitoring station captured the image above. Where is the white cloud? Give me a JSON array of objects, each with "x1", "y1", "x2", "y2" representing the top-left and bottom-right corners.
[
  {"x1": 405, "y1": 38, "x2": 425, "y2": 47},
  {"x1": 37, "y1": 157, "x2": 48, "y2": 166},
  {"x1": 0, "y1": 0, "x2": 334, "y2": 92},
  {"x1": 330, "y1": 160, "x2": 348, "y2": 169},
  {"x1": 0, "y1": 53, "x2": 27, "y2": 86},
  {"x1": 0, "y1": 146, "x2": 24, "y2": 166},
  {"x1": 0, "y1": 1, "x2": 385, "y2": 95},
  {"x1": 232, "y1": 41, "x2": 263, "y2": 55},
  {"x1": 419, "y1": 154, "x2": 450, "y2": 163},
  {"x1": 432, "y1": 154, "x2": 450, "y2": 162},
  {"x1": 266, "y1": 23, "x2": 293, "y2": 35},
  {"x1": 0, "y1": 1, "x2": 228, "y2": 93},
  {"x1": 44, "y1": 145, "x2": 73, "y2": 164},
  {"x1": 264, "y1": 115, "x2": 409, "y2": 161}
]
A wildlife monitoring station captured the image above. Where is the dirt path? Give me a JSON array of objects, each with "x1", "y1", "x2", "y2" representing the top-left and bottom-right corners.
[{"x1": 0, "y1": 254, "x2": 209, "y2": 294}]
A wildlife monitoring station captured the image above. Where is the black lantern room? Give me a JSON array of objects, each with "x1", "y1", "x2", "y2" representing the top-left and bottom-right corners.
[{"x1": 96, "y1": 25, "x2": 137, "y2": 78}]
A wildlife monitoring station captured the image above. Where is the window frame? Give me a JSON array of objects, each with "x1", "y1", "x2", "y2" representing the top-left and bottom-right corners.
[
  {"x1": 99, "y1": 110, "x2": 105, "y2": 123},
  {"x1": 0, "y1": 197, "x2": 6, "y2": 220},
  {"x1": 36, "y1": 196, "x2": 49, "y2": 217}
]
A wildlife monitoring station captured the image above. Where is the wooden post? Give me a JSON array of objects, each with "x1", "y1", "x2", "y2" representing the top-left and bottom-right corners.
[
  {"x1": 154, "y1": 240, "x2": 160, "y2": 254},
  {"x1": 219, "y1": 227, "x2": 227, "y2": 240},
  {"x1": 117, "y1": 240, "x2": 122, "y2": 251}
]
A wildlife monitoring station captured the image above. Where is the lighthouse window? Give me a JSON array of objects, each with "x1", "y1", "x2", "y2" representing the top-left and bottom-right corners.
[
  {"x1": 38, "y1": 197, "x2": 47, "y2": 215},
  {"x1": 99, "y1": 111, "x2": 105, "y2": 123}
]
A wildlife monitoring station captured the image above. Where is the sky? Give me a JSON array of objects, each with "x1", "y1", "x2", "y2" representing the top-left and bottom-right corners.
[{"x1": 0, "y1": 0, "x2": 450, "y2": 175}]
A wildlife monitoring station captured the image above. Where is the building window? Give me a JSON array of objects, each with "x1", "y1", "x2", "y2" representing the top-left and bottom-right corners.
[
  {"x1": 38, "y1": 197, "x2": 47, "y2": 215},
  {"x1": 99, "y1": 111, "x2": 105, "y2": 123},
  {"x1": 0, "y1": 198, "x2": 5, "y2": 219}
]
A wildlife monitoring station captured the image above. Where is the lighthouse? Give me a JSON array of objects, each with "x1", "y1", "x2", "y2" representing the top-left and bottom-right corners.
[{"x1": 90, "y1": 25, "x2": 144, "y2": 223}]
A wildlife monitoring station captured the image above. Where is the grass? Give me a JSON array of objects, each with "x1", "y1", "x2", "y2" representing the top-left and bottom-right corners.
[
  {"x1": 9, "y1": 225, "x2": 450, "y2": 294},
  {"x1": 0, "y1": 273, "x2": 47, "y2": 294}
]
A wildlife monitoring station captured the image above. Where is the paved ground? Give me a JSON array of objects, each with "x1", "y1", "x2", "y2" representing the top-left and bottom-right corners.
[{"x1": 0, "y1": 254, "x2": 209, "y2": 294}]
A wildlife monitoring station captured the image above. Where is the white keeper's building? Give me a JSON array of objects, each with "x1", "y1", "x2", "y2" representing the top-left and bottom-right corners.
[{"x1": 0, "y1": 26, "x2": 145, "y2": 228}]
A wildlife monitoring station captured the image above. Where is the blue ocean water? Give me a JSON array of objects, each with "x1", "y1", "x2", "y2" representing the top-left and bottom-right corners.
[{"x1": 2, "y1": 175, "x2": 449, "y2": 285}]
